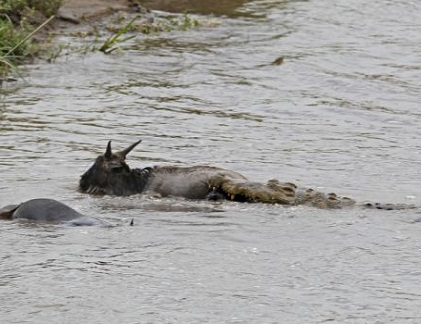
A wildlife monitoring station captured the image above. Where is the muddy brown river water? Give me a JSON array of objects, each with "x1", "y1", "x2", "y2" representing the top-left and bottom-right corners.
[{"x1": 1, "y1": 0, "x2": 421, "y2": 323}]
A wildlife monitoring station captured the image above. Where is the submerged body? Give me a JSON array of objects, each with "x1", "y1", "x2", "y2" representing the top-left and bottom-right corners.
[{"x1": 0, "y1": 198, "x2": 111, "y2": 226}]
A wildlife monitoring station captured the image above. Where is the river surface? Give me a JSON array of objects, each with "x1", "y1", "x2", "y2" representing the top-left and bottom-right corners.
[{"x1": 1, "y1": 0, "x2": 421, "y2": 323}]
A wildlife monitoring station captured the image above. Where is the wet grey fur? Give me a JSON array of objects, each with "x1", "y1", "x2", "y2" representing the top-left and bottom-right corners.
[{"x1": 79, "y1": 140, "x2": 246, "y2": 198}]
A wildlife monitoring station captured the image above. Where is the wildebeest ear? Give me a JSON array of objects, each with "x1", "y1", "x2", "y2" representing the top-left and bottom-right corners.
[
  {"x1": 119, "y1": 139, "x2": 142, "y2": 158},
  {"x1": 105, "y1": 140, "x2": 113, "y2": 159}
]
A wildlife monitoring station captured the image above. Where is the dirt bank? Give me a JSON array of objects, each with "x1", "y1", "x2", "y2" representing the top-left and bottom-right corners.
[
  {"x1": 55, "y1": 0, "x2": 248, "y2": 26},
  {"x1": 57, "y1": 0, "x2": 137, "y2": 23},
  {"x1": 135, "y1": 0, "x2": 248, "y2": 15}
]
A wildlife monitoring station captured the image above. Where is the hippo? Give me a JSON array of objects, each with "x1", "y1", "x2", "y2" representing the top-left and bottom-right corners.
[
  {"x1": 0, "y1": 198, "x2": 111, "y2": 226},
  {"x1": 79, "y1": 140, "x2": 415, "y2": 209}
]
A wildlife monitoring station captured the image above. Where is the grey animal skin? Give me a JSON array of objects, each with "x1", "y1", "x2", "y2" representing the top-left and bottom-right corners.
[
  {"x1": 0, "y1": 198, "x2": 111, "y2": 227},
  {"x1": 79, "y1": 140, "x2": 246, "y2": 198}
]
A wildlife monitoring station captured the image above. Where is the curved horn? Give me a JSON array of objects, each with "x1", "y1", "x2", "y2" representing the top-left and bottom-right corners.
[
  {"x1": 120, "y1": 139, "x2": 142, "y2": 158},
  {"x1": 104, "y1": 140, "x2": 113, "y2": 159}
]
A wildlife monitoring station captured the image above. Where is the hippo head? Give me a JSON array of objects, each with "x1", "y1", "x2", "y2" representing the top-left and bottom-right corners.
[{"x1": 79, "y1": 140, "x2": 143, "y2": 195}]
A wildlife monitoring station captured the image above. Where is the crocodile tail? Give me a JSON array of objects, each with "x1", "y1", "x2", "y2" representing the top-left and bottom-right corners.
[{"x1": 362, "y1": 202, "x2": 417, "y2": 210}]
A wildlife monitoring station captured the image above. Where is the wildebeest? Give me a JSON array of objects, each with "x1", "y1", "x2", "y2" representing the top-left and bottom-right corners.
[
  {"x1": 79, "y1": 140, "x2": 365, "y2": 208},
  {"x1": 0, "y1": 198, "x2": 111, "y2": 226},
  {"x1": 79, "y1": 140, "x2": 249, "y2": 198}
]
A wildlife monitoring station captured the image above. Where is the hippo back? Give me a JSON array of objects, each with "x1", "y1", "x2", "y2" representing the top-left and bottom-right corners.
[{"x1": 12, "y1": 199, "x2": 85, "y2": 223}]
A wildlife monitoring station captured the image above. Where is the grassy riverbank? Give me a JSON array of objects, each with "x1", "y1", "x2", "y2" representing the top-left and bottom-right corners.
[
  {"x1": 0, "y1": 0, "x2": 62, "y2": 81},
  {"x1": 0, "y1": 0, "x2": 203, "y2": 85}
]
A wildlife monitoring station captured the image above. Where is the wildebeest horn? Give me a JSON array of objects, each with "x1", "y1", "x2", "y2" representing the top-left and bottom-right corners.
[
  {"x1": 105, "y1": 140, "x2": 113, "y2": 159},
  {"x1": 120, "y1": 139, "x2": 142, "y2": 158}
]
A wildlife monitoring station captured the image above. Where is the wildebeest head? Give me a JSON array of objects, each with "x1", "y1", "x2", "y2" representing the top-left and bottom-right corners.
[{"x1": 79, "y1": 140, "x2": 143, "y2": 195}]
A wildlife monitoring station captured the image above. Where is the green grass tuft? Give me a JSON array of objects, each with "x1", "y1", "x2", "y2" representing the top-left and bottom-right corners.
[{"x1": 0, "y1": 0, "x2": 61, "y2": 84}]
